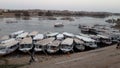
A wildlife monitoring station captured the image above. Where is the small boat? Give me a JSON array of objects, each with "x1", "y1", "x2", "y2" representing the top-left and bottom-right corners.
[
  {"x1": 9, "y1": 30, "x2": 24, "y2": 38},
  {"x1": 1, "y1": 38, "x2": 15, "y2": 44},
  {"x1": 28, "y1": 31, "x2": 39, "y2": 38},
  {"x1": 33, "y1": 34, "x2": 44, "y2": 42},
  {"x1": 16, "y1": 32, "x2": 29, "y2": 39},
  {"x1": 56, "y1": 34, "x2": 64, "y2": 40},
  {"x1": 0, "y1": 35, "x2": 10, "y2": 42},
  {"x1": 76, "y1": 35, "x2": 97, "y2": 49},
  {"x1": 46, "y1": 32, "x2": 59, "y2": 38},
  {"x1": 63, "y1": 32, "x2": 74, "y2": 38},
  {"x1": 0, "y1": 39, "x2": 19, "y2": 55},
  {"x1": 60, "y1": 38, "x2": 74, "y2": 53},
  {"x1": 19, "y1": 37, "x2": 33, "y2": 53},
  {"x1": 97, "y1": 35, "x2": 112, "y2": 45},
  {"x1": 46, "y1": 40, "x2": 61, "y2": 54},
  {"x1": 54, "y1": 23, "x2": 64, "y2": 27},
  {"x1": 34, "y1": 37, "x2": 55, "y2": 52},
  {"x1": 74, "y1": 38, "x2": 85, "y2": 51}
]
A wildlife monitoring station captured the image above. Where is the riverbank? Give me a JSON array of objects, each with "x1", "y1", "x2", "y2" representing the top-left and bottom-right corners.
[{"x1": 0, "y1": 44, "x2": 120, "y2": 68}]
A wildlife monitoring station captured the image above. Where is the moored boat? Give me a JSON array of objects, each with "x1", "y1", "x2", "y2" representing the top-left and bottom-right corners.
[
  {"x1": 46, "y1": 40, "x2": 61, "y2": 54},
  {"x1": 60, "y1": 38, "x2": 74, "y2": 53}
]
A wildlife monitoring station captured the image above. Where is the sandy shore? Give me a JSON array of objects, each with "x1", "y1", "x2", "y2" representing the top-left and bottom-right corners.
[{"x1": 0, "y1": 44, "x2": 120, "y2": 68}]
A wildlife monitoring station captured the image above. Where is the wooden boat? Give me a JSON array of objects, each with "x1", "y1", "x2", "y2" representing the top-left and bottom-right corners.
[
  {"x1": 46, "y1": 40, "x2": 61, "y2": 54},
  {"x1": 28, "y1": 31, "x2": 39, "y2": 38},
  {"x1": 34, "y1": 37, "x2": 55, "y2": 52},
  {"x1": 63, "y1": 32, "x2": 74, "y2": 38},
  {"x1": 74, "y1": 38, "x2": 85, "y2": 51},
  {"x1": 10, "y1": 30, "x2": 24, "y2": 38},
  {"x1": 16, "y1": 32, "x2": 29, "y2": 39},
  {"x1": 19, "y1": 37, "x2": 33, "y2": 52},
  {"x1": 76, "y1": 35, "x2": 97, "y2": 49},
  {"x1": 46, "y1": 32, "x2": 59, "y2": 38},
  {"x1": 60, "y1": 38, "x2": 74, "y2": 53},
  {"x1": 97, "y1": 35, "x2": 112, "y2": 45},
  {"x1": 0, "y1": 39, "x2": 19, "y2": 55},
  {"x1": 56, "y1": 34, "x2": 64, "y2": 40},
  {"x1": 33, "y1": 34, "x2": 44, "y2": 42},
  {"x1": 54, "y1": 23, "x2": 64, "y2": 27}
]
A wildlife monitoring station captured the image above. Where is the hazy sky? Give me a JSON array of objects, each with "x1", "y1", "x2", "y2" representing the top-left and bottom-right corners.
[{"x1": 0, "y1": 0, "x2": 120, "y2": 13}]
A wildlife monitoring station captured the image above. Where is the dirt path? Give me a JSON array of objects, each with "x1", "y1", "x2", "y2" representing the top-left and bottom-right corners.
[{"x1": 21, "y1": 45, "x2": 120, "y2": 68}]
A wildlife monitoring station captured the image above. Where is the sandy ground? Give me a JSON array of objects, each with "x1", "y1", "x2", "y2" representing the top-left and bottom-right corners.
[{"x1": 0, "y1": 45, "x2": 120, "y2": 68}]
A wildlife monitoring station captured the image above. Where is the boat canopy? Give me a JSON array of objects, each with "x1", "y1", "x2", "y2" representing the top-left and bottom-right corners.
[
  {"x1": 46, "y1": 32, "x2": 59, "y2": 37},
  {"x1": 16, "y1": 32, "x2": 29, "y2": 38},
  {"x1": 1, "y1": 38, "x2": 15, "y2": 44},
  {"x1": 0, "y1": 40, "x2": 19, "y2": 47},
  {"x1": 11, "y1": 30, "x2": 24, "y2": 36},
  {"x1": 61, "y1": 38, "x2": 73, "y2": 45},
  {"x1": 35, "y1": 37, "x2": 55, "y2": 46},
  {"x1": 74, "y1": 38, "x2": 84, "y2": 44},
  {"x1": 75, "y1": 35, "x2": 95, "y2": 42},
  {"x1": 48, "y1": 40, "x2": 61, "y2": 46},
  {"x1": 28, "y1": 31, "x2": 39, "y2": 36},
  {"x1": 63, "y1": 32, "x2": 74, "y2": 37},
  {"x1": 33, "y1": 34, "x2": 44, "y2": 40},
  {"x1": 20, "y1": 37, "x2": 32, "y2": 44},
  {"x1": 56, "y1": 34, "x2": 64, "y2": 39}
]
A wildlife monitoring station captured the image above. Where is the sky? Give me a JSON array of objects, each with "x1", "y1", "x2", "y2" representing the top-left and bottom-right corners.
[{"x1": 0, "y1": 0, "x2": 120, "y2": 13}]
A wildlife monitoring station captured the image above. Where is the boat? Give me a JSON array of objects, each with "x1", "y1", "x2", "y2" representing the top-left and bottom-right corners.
[
  {"x1": 46, "y1": 32, "x2": 59, "y2": 38},
  {"x1": 28, "y1": 31, "x2": 39, "y2": 38},
  {"x1": 0, "y1": 39, "x2": 19, "y2": 55},
  {"x1": 97, "y1": 35, "x2": 112, "y2": 45},
  {"x1": 56, "y1": 34, "x2": 64, "y2": 40},
  {"x1": 16, "y1": 32, "x2": 29, "y2": 39},
  {"x1": 46, "y1": 40, "x2": 61, "y2": 54},
  {"x1": 9, "y1": 30, "x2": 24, "y2": 38},
  {"x1": 75, "y1": 35, "x2": 97, "y2": 49},
  {"x1": 34, "y1": 37, "x2": 55, "y2": 52},
  {"x1": 74, "y1": 38, "x2": 85, "y2": 51},
  {"x1": 0, "y1": 35, "x2": 10, "y2": 43},
  {"x1": 19, "y1": 37, "x2": 33, "y2": 53},
  {"x1": 54, "y1": 23, "x2": 64, "y2": 27},
  {"x1": 60, "y1": 38, "x2": 74, "y2": 53},
  {"x1": 63, "y1": 32, "x2": 74, "y2": 38},
  {"x1": 1, "y1": 38, "x2": 15, "y2": 44},
  {"x1": 33, "y1": 34, "x2": 44, "y2": 42}
]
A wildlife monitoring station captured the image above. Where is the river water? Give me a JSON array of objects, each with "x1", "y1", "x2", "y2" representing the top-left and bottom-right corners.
[{"x1": 0, "y1": 16, "x2": 120, "y2": 36}]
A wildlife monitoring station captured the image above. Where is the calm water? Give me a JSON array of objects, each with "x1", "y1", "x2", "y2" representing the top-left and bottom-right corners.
[{"x1": 0, "y1": 16, "x2": 120, "y2": 36}]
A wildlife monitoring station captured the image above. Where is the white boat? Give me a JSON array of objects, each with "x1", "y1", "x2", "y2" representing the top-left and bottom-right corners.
[
  {"x1": 60, "y1": 38, "x2": 74, "y2": 53},
  {"x1": 46, "y1": 40, "x2": 61, "y2": 54},
  {"x1": 10, "y1": 30, "x2": 24, "y2": 38},
  {"x1": 0, "y1": 39, "x2": 19, "y2": 55},
  {"x1": 63, "y1": 32, "x2": 74, "y2": 38},
  {"x1": 54, "y1": 23, "x2": 64, "y2": 27},
  {"x1": 33, "y1": 34, "x2": 44, "y2": 41},
  {"x1": 34, "y1": 37, "x2": 55, "y2": 52},
  {"x1": 56, "y1": 34, "x2": 64, "y2": 40},
  {"x1": 46, "y1": 32, "x2": 59, "y2": 38},
  {"x1": 16, "y1": 32, "x2": 29, "y2": 39},
  {"x1": 74, "y1": 38, "x2": 85, "y2": 51},
  {"x1": 97, "y1": 35, "x2": 112, "y2": 45},
  {"x1": 19, "y1": 37, "x2": 33, "y2": 53},
  {"x1": 76, "y1": 35, "x2": 97, "y2": 48},
  {"x1": 0, "y1": 35, "x2": 10, "y2": 43},
  {"x1": 1, "y1": 38, "x2": 15, "y2": 44},
  {"x1": 28, "y1": 31, "x2": 39, "y2": 38}
]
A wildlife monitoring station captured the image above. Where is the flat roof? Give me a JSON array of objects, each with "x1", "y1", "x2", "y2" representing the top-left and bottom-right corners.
[
  {"x1": 28, "y1": 31, "x2": 39, "y2": 36},
  {"x1": 20, "y1": 37, "x2": 32, "y2": 44},
  {"x1": 61, "y1": 38, "x2": 73, "y2": 45},
  {"x1": 48, "y1": 40, "x2": 61, "y2": 46},
  {"x1": 35, "y1": 37, "x2": 55, "y2": 46},
  {"x1": 0, "y1": 40, "x2": 19, "y2": 47}
]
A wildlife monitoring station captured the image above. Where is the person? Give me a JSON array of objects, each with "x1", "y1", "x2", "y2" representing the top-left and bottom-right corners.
[
  {"x1": 28, "y1": 44, "x2": 36, "y2": 64},
  {"x1": 116, "y1": 41, "x2": 120, "y2": 49}
]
